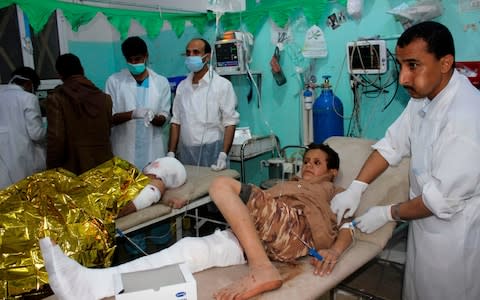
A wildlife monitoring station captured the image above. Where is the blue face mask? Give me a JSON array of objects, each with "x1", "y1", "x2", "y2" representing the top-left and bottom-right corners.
[
  {"x1": 185, "y1": 55, "x2": 206, "y2": 73},
  {"x1": 127, "y1": 62, "x2": 146, "y2": 75}
]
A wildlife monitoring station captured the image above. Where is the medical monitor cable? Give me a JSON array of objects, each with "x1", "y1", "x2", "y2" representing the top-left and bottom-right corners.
[
  {"x1": 179, "y1": 9, "x2": 222, "y2": 224},
  {"x1": 116, "y1": 228, "x2": 149, "y2": 257},
  {"x1": 191, "y1": 9, "x2": 222, "y2": 174}
]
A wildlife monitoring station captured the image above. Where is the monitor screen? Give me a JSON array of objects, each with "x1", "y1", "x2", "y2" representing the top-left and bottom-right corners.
[
  {"x1": 347, "y1": 40, "x2": 387, "y2": 74},
  {"x1": 349, "y1": 44, "x2": 381, "y2": 70},
  {"x1": 215, "y1": 42, "x2": 239, "y2": 67}
]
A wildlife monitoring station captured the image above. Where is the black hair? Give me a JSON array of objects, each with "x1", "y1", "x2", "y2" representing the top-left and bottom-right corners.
[
  {"x1": 190, "y1": 38, "x2": 212, "y2": 54},
  {"x1": 11, "y1": 66, "x2": 40, "y2": 90},
  {"x1": 55, "y1": 53, "x2": 84, "y2": 79},
  {"x1": 121, "y1": 36, "x2": 148, "y2": 59},
  {"x1": 305, "y1": 143, "x2": 340, "y2": 170},
  {"x1": 397, "y1": 21, "x2": 455, "y2": 60}
]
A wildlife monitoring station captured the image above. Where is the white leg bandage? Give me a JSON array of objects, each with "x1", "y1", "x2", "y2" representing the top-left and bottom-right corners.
[
  {"x1": 132, "y1": 184, "x2": 161, "y2": 210},
  {"x1": 39, "y1": 237, "x2": 119, "y2": 300},
  {"x1": 39, "y1": 230, "x2": 245, "y2": 300},
  {"x1": 167, "y1": 229, "x2": 246, "y2": 273}
]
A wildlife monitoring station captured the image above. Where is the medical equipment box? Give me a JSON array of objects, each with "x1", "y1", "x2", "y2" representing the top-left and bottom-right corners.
[{"x1": 116, "y1": 263, "x2": 197, "y2": 300}]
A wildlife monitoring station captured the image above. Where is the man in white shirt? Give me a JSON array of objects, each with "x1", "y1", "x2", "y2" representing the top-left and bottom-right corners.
[
  {"x1": 106, "y1": 36, "x2": 171, "y2": 169},
  {"x1": 167, "y1": 38, "x2": 240, "y2": 171},
  {"x1": 331, "y1": 21, "x2": 480, "y2": 300}
]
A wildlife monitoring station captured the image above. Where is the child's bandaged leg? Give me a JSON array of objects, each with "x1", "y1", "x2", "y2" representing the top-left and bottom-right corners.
[
  {"x1": 39, "y1": 230, "x2": 245, "y2": 300},
  {"x1": 168, "y1": 229, "x2": 246, "y2": 273},
  {"x1": 132, "y1": 184, "x2": 161, "y2": 210},
  {"x1": 39, "y1": 237, "x2": 120, "y2": 300}
]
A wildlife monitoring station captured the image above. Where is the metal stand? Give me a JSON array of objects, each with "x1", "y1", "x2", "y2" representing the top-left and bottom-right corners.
[{"x1": 229, "y1": 134, "x2": 279, "y2": 182}]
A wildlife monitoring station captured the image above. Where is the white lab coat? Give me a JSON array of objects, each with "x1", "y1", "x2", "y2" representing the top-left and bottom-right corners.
[
  {"x1": 372, "y1": 71, "x2": 480, "y2": 300},
  {"x1": 171, "y1": 69, "x2": 239, "y2": 166},
  {"x1": 105, "y1": 68, "x2": 171, "y2": 168},
  {"x1": 0, "y1": 84, "x2": 46, "y2": 189}
]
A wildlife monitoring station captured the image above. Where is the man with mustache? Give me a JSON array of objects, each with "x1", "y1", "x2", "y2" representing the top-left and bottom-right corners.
[{"x1": 331, "y1": 21, "x2": 480, "y2": 300}]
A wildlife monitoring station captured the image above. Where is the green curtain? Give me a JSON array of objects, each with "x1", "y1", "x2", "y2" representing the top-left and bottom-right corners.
[{"x1": 0, "y1": 0, "x2": 346, "y2": 39}]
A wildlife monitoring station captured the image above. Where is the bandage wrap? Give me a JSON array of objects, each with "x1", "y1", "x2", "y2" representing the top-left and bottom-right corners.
[
  {"x1": 143, "y1": 157, "x2": 187, "y2": 189},
  {"x1": 132, "y1": 184, "x2": 161, "y2": 210}
]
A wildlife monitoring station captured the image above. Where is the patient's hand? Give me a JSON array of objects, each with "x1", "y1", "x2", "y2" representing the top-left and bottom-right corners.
[
  {"x1": 164, "y1": 197, "x2": 188, "y2": 209},
  {"x1": 310, "y1": 248, "x2": 340, "y2": 276},
  {"x1": 117, "y1": 202, "x2": 137, "y2": 218}
]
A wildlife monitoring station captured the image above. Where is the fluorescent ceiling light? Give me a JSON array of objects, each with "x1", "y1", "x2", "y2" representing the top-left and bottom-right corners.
[{"x1": 60, "y1": 0, "x2": 211, "y2": 13}]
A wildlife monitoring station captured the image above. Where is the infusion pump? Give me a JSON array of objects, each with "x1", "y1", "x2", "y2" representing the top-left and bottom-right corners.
[{"x1": 214, "y1": 31, "x2": 253, "y2": 75}]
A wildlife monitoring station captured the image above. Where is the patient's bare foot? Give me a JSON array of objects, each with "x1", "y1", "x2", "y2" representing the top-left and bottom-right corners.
[
  {"x1": 164, "y1": 197, "x2": 188, "y2": 209},
  {"x1": 213, "y1": 263, "x2": 282, "y2": 300}
]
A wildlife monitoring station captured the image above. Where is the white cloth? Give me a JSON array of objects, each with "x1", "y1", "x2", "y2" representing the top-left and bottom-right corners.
[
  {"x1": 372, "y1": 70, "x2": 480, "y2": 300},
  {"x1": 105, "y1": 68, "x2": 171, "y2": 168},
  {"x1": 171, "y1": 70, "x2": 239, "y2": 165},
  {"x1": 347, "y1": 0, "x2": 363, "y2": 19},
  {"x1": 302, "y1": 25, "x2": 328, "y2": 58},
  {"x1": 0, "y1": 84, "x2": 46, "y2": 189}
]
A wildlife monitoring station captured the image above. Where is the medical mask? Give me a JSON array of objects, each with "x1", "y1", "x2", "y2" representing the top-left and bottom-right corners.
[
  {"x1": 8, "y1": 74, "x2": 30, "y2": 85},
  {"x1": 185, "y1": 55, "x2": 206, "y2": 72},
  {"x1": 127, "y1": 62, "x2": 146, "y2": 75}
]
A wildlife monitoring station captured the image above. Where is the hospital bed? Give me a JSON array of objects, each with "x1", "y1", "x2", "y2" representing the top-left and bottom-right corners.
[
  {"x1": 193, "y1": 136, "x2": 410, "y2": 299},
  {"x1": 42, "y1": 136, "x2": 408, "y2": 300}
]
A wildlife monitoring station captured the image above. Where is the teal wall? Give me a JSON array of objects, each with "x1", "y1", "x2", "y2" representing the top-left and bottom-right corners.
[
  {"x1": 68, "y1": 1, "x2": 479, "y2": 182},
  {"x1": 68, "y1": 42, "x2": 117, "y2": 90}
]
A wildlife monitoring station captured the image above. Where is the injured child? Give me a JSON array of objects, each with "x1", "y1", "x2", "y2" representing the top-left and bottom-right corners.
[
  {"x1": 0, "y1": 156, "x2": 186, "y2": 298},
  {"x1": 117, "y1": 156, "x2": 188, "y2": 216},
  {"x1": 40, "y1": 143, "x2": 355, "y2": 300}
]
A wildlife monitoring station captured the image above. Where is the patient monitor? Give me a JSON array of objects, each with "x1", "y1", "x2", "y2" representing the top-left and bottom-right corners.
[
  {"x1": 347, "y1": 39, "x2": 388, "y2": 75},
  {"x1": 214, "y1": 31, "x2": 253, "y2": 75}
]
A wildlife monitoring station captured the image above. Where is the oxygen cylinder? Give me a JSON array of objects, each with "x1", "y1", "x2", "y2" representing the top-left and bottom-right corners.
[{"x1": 313, "y1": 75, "x2": 344, "y2": 143}]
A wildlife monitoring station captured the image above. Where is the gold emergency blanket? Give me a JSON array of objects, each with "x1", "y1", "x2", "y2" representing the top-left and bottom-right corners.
[{"x1": 0, "y1": 157, "x2": 148, "y2": 298}]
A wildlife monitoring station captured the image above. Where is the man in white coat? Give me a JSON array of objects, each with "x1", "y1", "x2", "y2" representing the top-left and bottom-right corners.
[
  {"x1": 331, "y1": 21, "x2": 480, "y2": 300},
  {"x1": 167, "y1": 38, "x2": 239, "y2": 171},
  {"x1": 0, "y1": 67, "x2": 46, "y2": 189},
  {"x1": 106, "y1": 36, "x2": 171, "y2": 169}
]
